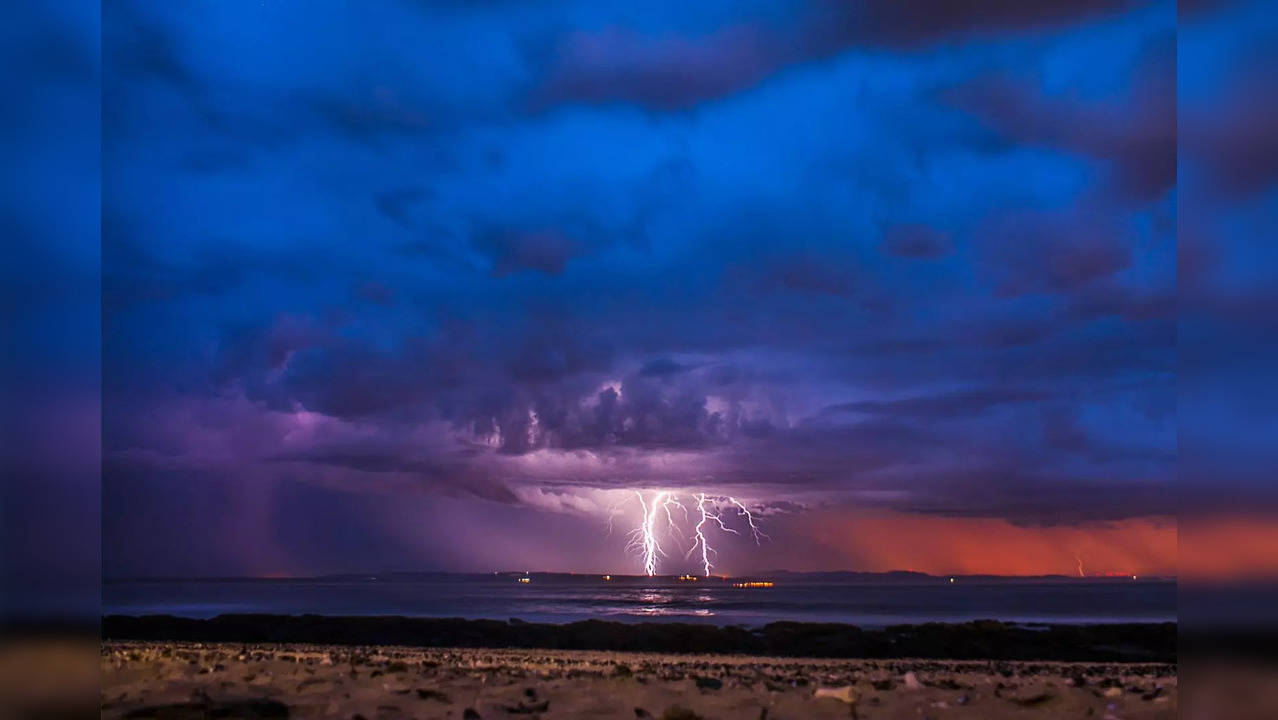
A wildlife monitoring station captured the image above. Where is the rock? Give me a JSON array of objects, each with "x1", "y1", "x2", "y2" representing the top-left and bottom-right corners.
[
  {"x1": 415, "y1": 689, "x2": 450, "y2": 703},
  {"x1": 659, "y1": 706, "x2": 703, "y2": 720},
  {"x1": 502, "y1": 700, "x2": 548, "y2": 714},
  {"x1": 463, "y1": 709, "x2": 481, "y2": 720},
  {"x1": 903, "y1": 672, "x2": 922, "y2": 690},
  {"x1": 870, "y1": 679, "x2": 894, "y2": 691},
  {"x1": 634, "y1": 708, "x2": 652, "y2": 719},
  {"x1": 693, "y1": 676, "x2": 723, "y2": 690},
  {"x1": 1103, "y1": 687, "x2": 1123, "y2": 698},
  {"x1": 813, "y1": 685, "x2": 859, "y2": 705},
  {"x1": 1009, "y1": 692, "x2": 1054, "y2": 707}
]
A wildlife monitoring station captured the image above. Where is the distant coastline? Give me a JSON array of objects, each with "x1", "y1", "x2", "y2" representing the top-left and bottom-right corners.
[{"x1": 102, "y1": 569, "x2": 1177, "y2": 584}]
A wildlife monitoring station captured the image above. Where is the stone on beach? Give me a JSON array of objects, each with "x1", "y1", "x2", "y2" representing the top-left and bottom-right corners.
[
  {"x1": 659, "y1": 706, "x2": 703, "y2": 720},
  {"x1": 813, "y1": 685, "x2": 859, "y2": 704}
]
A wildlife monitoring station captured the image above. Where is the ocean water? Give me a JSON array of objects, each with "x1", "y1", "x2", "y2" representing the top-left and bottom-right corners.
[{"x1": 102, "y1": 574, "x2": 1177, "y2": 627}]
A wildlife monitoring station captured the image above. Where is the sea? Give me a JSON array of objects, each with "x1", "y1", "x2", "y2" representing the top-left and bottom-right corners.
[{"x1": 102, "y1": 573, "x2": 1177, "y2": 627}]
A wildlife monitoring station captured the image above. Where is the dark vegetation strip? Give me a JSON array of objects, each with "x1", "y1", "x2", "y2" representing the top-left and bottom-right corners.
[{"x1": 102, "y1": 615, "x2": 1176, "y2": 663}]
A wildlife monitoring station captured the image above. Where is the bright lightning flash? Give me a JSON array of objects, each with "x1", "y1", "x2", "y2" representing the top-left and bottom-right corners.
[
  {"x1": 729, "y1": 497, "x2": 771, "y2": 544},
  {"x1": 625, "y1": 491, "x2": 769, "y2": 577},
  {"x1": 627, "y1": 491, "x2": 671, "y2": 577},
  {"x1": 688, "y1": 493, "x2": 736, "y2": 576}
]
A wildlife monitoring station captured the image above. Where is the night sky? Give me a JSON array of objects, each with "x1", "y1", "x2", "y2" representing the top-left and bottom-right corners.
[{"x1": 100, "y1": 0, "x2": 1184, "y2": 579}]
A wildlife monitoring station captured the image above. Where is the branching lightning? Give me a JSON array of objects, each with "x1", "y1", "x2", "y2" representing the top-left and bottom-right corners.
[
  {"x1": 729, "y1": 497, "x2": 771, "y2": 544},
  {"x1": 688, "y1": 493, "x2": 733, "y2": 576},
  {"x1": 624, "y1": 491, "x2": 769, "y2": 577},
  {"x1": 662, "y1": 493, "x2": 687, "y2": 543},
  {"x1": 627, "y1": 491, "x2": 665, "y2": 577}
]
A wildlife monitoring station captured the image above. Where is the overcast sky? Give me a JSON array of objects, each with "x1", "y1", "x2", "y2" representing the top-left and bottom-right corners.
[{"x1": 96, "y1": 0, "x2": 1194, "y2": 578}]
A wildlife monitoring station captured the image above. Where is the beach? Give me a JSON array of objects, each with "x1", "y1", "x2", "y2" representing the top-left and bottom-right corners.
[{"x1": 101, "y1": 641, "x2": 1175, "y2": 719}]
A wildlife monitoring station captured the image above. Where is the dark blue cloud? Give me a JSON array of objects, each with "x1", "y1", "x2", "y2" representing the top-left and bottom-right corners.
[
  {"x1": 101, "y1": 0, "x2": 1180, "y2": 574},
  {"x1": 2, "y1": 1, "x2": 101, "y2": 613}
]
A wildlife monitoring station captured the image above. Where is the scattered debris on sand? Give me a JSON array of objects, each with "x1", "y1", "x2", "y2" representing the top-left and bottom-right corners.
[{"x1": 101, "y1": 641, "x2": 1177, "y2": 719}]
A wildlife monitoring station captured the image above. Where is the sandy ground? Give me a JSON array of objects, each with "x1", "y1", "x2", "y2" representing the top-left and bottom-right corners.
[{"x1": 101, "y1": 641, "x2": 1176, "y2": 719}]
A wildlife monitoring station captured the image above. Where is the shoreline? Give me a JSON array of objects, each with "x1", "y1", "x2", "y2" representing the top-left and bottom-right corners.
[{"x1": 103, "y1": 614, "x2": 1176, "y2": 663}]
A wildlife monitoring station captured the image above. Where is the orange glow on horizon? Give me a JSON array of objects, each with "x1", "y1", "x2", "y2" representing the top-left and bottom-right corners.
[
  {"x1": 1181, "y1": 515, "x2": 1278, "y2": 580},
  {"x1": 804, "y1": 509, "x2": 1177, "y2": 577}
]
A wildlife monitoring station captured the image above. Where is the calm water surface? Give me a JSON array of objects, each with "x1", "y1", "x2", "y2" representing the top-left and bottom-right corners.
[{"x1": 103, "y1": 575, "x2": 1176, "y2": 627}]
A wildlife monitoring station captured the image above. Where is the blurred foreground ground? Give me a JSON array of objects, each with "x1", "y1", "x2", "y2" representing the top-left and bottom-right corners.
[
  {"x1": 0, "y1": 636, "x2": 99, "y2": 719},
  {"x1": 101, "y1": 641, "x2": 1176, "y2": 720}
]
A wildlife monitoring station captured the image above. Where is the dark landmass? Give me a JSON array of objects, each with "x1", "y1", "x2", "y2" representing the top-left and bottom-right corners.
[{"x1": 103, "y1": 614, "x2": 1176, "y2": 663}]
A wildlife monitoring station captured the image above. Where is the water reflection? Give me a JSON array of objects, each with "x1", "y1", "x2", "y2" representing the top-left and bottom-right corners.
[
  {"x1": 625, "y1": 588, "x2": 721, "y2": 618},
  {"x1": 634, "y1": 589, "x2": 674, "y2": 615},
  {"x1": 104, "y1": 576, "x2": 1177, "y2": 626},
  {"x1": 636, "y1": 590, "x2": 673, "y2": 604}
]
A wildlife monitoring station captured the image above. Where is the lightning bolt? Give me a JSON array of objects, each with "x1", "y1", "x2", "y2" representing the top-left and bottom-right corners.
[
  {"x1": 627, "y1": 491, "x2": 672, "y2": 577},
  {"x1": 688, "y1": 493, "x2": 734, "y2": 576},
  {"x1": 729, "y1": 497, "x2": 770, "y2": 544},
  {"x1": 623, "y1": 491, "x2": 770, "y2": 577},
  {"x1": 1075, "y1": 554, "x2": 1085, "y2": 578},
  {"x1": 604, "y1": 500, "x2": 624, "y2": 537},
  {"x1": 662, "y1": 493, "x2": 687, "y2": 543}
]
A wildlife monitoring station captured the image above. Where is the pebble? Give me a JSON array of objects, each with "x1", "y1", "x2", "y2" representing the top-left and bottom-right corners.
[
  {"x1": 659, "y1": 706, "x2": 703, "y2": 720},
  {"x1": 693, "y1": 676, "x2": 722, "y2": 690},
  {"x1": 813, "y1": 685, "x2": 858, "y2": 704},
  {"x1": 415, "y1": 688, "x2": 450, "y2": 702}
]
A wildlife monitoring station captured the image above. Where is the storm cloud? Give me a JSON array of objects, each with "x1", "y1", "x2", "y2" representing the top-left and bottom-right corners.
[{"x1": 102, "y1": 0, "x2": 1178, "y2": 577}]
